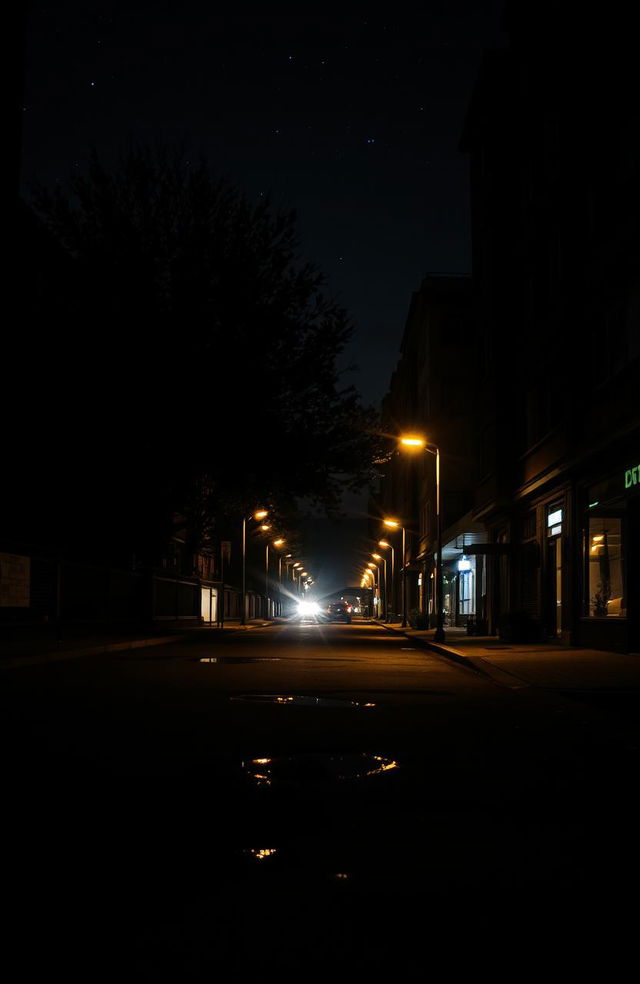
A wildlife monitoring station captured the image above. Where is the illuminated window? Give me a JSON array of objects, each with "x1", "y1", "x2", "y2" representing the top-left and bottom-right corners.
[
  {"x1": 547, "y1": 506, "x2": 562, "y2": 537},
  {"x1": 586, "y1": 516, "x2": 625, "y2": 617},
  {"x1": 458, "y1": 557, "x2": 476, "y2": 616}
]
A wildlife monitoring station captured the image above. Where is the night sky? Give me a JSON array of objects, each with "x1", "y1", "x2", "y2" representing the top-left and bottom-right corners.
[
  {"x1": 19, "y1": 2, "x2": 510, "y2": 593},
  {"x1": 21, "y1": 1, "x2": 507, "y2": 408}
]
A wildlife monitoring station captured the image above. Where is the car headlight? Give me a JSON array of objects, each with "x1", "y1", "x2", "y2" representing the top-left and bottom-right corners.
[{"x1": 297, "y1": 600, "x2": 320, "y2": 616}]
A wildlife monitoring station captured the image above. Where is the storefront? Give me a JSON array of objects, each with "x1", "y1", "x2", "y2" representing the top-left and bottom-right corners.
[
  {"x1": 438, "y1": 519, "x2": 489, "y2": 629},
  {"x1": 577, "y1": 455, "x2": 640, "y2": 652}
]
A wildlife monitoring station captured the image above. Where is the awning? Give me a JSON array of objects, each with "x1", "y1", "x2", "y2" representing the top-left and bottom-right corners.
[{"x1": 463, "y1": 543, "x2": 511, "y2": 554}]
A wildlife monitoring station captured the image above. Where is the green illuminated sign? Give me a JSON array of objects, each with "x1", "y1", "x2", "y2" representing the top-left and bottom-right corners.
[{"x1": 625, "y1": 464, "x2": 639, "y2": 490}]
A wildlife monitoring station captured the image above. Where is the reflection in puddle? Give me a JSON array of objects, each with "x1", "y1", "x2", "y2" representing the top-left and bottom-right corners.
[
  {"x1": 242, "y1": 752, "x2": 399, "y2": 787},
  {"x1": 197, "y1": 657, "x2": 280, "y2": 664},
  {"x1": 230, "y1": 694, "x2": 375, "y2": 707}
]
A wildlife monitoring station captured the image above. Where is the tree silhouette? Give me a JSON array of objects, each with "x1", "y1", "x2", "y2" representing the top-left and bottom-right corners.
[{"x1": 29, "y1": 146, "x2": 379, "y2": 561}]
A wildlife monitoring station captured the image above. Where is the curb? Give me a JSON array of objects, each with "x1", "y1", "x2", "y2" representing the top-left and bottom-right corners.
[
  {"x1": 378, "y1": 622, "x2": 484, "y2": 675},
  {"x1": 375, "y1": 620, "x2": 530, "y2": 687}
]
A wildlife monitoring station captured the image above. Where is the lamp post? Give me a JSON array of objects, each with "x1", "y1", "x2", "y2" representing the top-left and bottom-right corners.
[
  {"x1": 367, "y1": 562, "x2": 380, "y2": 618},
  {"x1": 242, "y1": 509, "x2": 268, "y2": 625},
  {"x1": 273, "y1": 539, "x2": 285, "y2": 616},
  {"x1": 372, "y1": 553, "x2": 387, "y2": 621},
  {"x1": 265, "y1": 542, "x2": 269, "y2": 619},
  {"x1": 258, "y1": 523, "x2": 272, "y2": 619},
  {"x1": 282, "y1": 553, "x2": 292, "y2": 586},
  {"x1": 383, "y1": 519, "x2": 407, "y2": 627},
  {"x1": 398, "y1": 434, "x2": 445, "y2": 642},
  {"x1": 378, "y1": 540, "x2": 395, "y2": 622},
  {"x1": 362, "y1": 568, "x2": 375, "y2": 617}
]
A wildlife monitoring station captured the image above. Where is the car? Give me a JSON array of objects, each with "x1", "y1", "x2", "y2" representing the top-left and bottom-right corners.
[{"x1": 323, "y1": 602, "x2": 352, "y2": 623}]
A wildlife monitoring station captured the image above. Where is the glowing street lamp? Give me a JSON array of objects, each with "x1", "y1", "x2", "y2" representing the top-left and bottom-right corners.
[
  {"x1": 273, "y1": 540, "x2": 286, "y2": 616},
  {"x1": 362, "y1": 568, "x2": 375, "y2": 614},
  {"x1": 383, "y1": 518, "x2": 407, "y2": 627},
  {"x1": 372, "y1": 553, "x2": 387, "y2": 621},
  {"x1": 242, "y1": 509, "x2": 268, "y2": 626},
  {"x1": 378, "y1": 540, "x2": 395, "y2": 623},
  {"x1": 367, "y1": 561, "x2": 381, "y2": 618},
  {"x1": 398, "y1": 433, "x2": 445, "y2": 642},
  {"x1": 264, "y1": 536, "x2": 285, "y2": 619}
]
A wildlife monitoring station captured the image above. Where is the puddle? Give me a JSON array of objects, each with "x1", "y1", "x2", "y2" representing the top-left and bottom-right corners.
[
  {"x1": 196, "y1": 657, "x2": 281, "y2": 664},
  {"x1": 242, "y1": 752, "x2": 399, "y2": 786},
  {"x1": 400, "y1": 647, "x2": 416, "y2": 651},
  {"x1": 230, "y1": 694, "x2": 375, "y2": 707}
]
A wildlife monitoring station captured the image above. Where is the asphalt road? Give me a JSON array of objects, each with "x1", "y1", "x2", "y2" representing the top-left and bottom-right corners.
[{"x1": 3, "y1": 618, "x2": 638, "y2": 977}]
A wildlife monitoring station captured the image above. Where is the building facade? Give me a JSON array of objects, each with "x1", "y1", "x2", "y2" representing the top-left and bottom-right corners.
[{"x1": 378, "y1": 8, "x2": 639, "y2": 651}]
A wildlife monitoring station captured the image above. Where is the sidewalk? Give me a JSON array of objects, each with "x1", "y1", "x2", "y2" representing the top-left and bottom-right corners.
[
  {"x1": 379, "y1": 621, "x2": 640, "y2": 691},
  {"x1": 0, "y1": 618, "x2": 273, "y2": 669}
]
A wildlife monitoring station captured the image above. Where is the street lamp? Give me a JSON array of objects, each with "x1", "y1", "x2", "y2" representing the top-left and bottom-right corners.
[
  {"x1": 383, "y1": 518, "x2": 407, "y2": 628},
  {"x1": 293, "y1": 562, "x2": 303, "y2": 593},
  {"x1": 273, "y1": 539, "x2": 285, "y2": 616},
  {"x1": 378, "y1": 540, "x2": 395, "y2": 623},
  {"x1": 263, "y1": 536, "x2": 285, "y2": 621},
  {"x1": 367, "y1": 562, "x2": 380, "y2": 618},
  {"x1": 398, "y1": 433, "x2": 445, "y2": 642},
  {"x1": 372, "y1": 553, "x2": 387, "y2": 621},
  {"x1": 362, "y1": 568, "x2": 375, "y2": 616},
  {"x1": 242, "y1": 509, "x2": 268, "y2": 626}
]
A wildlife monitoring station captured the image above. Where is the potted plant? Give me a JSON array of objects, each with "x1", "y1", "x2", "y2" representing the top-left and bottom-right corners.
[{"x1": 592, "y1": 580, "x2": 612, "y2": 617}]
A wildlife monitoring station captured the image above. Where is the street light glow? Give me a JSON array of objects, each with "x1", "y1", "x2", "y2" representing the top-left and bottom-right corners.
[
  {"x1": 383, "y1": 519, "x2": 400, "y2": 529},
  {"x1": 399, "y1": 435, "x2": 426, "y2": 449},
  {"x1": 378, "y1": 540, "x2": 391, "y2": 548},
  {"x1": 372, "y1": 553, "x2": 382, "y2": 560},
  {"x1": 260, "y1": 524, "x2": 271, "y2": 531},
  {"x1": 254, "y1": 510, "x2": 269, "y2": 520},
  {"x1": 273, "y1": 539, "x2": 285, "y2": 547}
]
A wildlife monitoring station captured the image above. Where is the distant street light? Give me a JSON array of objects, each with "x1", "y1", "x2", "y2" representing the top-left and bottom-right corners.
[
  {"x1": 378, "y1": 540, "x2": 395, "y2": 622},
  {"x1": 372, "y1": 553, "x2": 387, "y2": 620},
  {"x1": 367, "y1": 561, "x2": 381, "y2": 618},
  {"x1": 242, "y1": 509, "x2": 268, "y2": 625},
  {"x1": 362, "y1": 568, "x2": 375, "y2": 615},
  {"x1": 263, "y1": 536, "x2": 285, "y2": 621},
  {"x1": 273, "y1": 539, "x2": 286, "y2": 616},
  {"x1": 398, "y1": 433, "x2": 445, "y2": 642},
  {"x1": 383, "y1": 518, "x2": 407, "y2": 627}
]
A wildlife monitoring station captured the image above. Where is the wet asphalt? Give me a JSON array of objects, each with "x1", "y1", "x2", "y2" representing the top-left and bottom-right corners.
[{"x1": 2, "y1": 618, "x2": 638, "y2": 977}]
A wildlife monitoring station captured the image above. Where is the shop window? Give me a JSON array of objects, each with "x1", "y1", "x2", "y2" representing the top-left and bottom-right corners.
[
  {"x1": 458, "y1": 557, "x2": 476, "y2": 616},
  {"x1": 586, "y1": 516, "x2": 625, "y2": 617}
]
